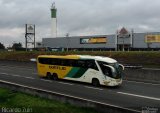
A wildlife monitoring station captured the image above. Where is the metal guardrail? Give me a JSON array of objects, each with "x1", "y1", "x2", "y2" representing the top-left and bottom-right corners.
[{"x1": 0, "y1": 80, "x2": 140, "y2": 113}]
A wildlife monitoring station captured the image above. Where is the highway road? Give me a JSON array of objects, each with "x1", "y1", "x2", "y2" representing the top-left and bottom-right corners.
[{"x1": 0, "y1": 61, "x2": 160, "y2": 112}]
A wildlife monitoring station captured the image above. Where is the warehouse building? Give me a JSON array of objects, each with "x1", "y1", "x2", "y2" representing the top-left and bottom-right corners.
[{"x1": 42, "y1": 28, "x2": 160, "y2": 51}]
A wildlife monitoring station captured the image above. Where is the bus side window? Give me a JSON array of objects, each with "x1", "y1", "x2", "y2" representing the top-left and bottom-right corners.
[
  {"x1": 56, "y1": 59, "x2": 62, "y2": 66},
  {"x1": 38, "y1": 58, "x2": 43, "y2": 64},
  {"x1": 60, "y1": 59, "x2": 75, "y2": 67},
  {"x1": 86, "y1": 60, "x2": 98, "y2": 71},
  {"x1": 61, "y1": 59, "x2": 69, "y2": 66},
  {"x1": 49, "y1": 58, "x2": 61, "y2": 65},
  {"x1": 39, "y1": 58, "x2": 49, "y2": 64},
  {"x1": 50, "y1": 58, "x2": 55, "y2": 65},
  {"x1": 68, "y1": 60, "x2": 76, "y2": 67},
  {"x1": 103, "y1": 67, "x2": 112, "y2": 76},
  {"x1": 97, "y1": 61, "x2": 111, "y2": 76},
  {"x1": 77, "y1": 60, "x2": 86, "y2": 68}
]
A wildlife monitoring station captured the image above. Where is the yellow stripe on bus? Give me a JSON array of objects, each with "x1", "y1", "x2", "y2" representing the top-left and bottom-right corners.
[{"x1": 38, "y1": 55, "x2": 80, "y2": 60}]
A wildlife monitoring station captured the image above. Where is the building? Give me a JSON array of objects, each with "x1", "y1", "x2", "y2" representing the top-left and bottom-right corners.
[
  {"x1": 42, "y1": 28, "x2": 160, "y2": 51},
  {"x1": 41, "y1": 3, "x2": 160, "y2": 51},
  {"x1": 36, "y1": 42, "x2": 43, "y2": 48}
]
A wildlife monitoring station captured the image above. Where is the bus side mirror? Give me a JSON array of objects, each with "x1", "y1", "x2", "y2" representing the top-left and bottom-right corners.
[
  {"x1": 30, "y1": 58, "x2": 37, "y2": 62},
  {"x1": 119, "y1": 64, "x2": 125, "y2": 70}
]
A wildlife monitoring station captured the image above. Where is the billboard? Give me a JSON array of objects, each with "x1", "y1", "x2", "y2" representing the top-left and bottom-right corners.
[
  {"x1": 145, "y1": 35, "x2": 160, "y2": 43},
  {"x1": 26, "y1": 24, "x2": 35, "y2": 34},
  {"x1": 80, "y1": 37, "x2": 107, "y2": 44}
]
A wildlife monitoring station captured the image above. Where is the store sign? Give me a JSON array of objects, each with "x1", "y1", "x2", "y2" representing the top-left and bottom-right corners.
[
  {"x1": 145, "y1": 35, "x2": 160, "y2": 43},
  {"x1": 26, "y1": 24, "x2": 35, "y2": 34},
  {"x1": 80, "y1": 37, "x2": 107, "y2": 44},
  {"x1": 118, "y1": 27, "x2": 130, "y2": 38}
]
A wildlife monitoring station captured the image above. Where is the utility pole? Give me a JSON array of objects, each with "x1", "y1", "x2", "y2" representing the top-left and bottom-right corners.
[{"x1": 66, "y1": 33, "x2": 69, "y2": 51}]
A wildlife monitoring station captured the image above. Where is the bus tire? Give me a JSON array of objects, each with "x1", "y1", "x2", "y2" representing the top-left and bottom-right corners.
[
  {"x1": 92, "y1": 78, "x2": 100, "y2": 87},
  {"x1": 46, "y1": 72, "x2": 52, "y2": 79},
  {"x1": 53, "y1": 73, "x2": 58, "y2": 80}
]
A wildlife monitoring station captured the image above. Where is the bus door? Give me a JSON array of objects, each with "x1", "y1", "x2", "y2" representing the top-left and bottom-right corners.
[{"x1": 82, "y1": 60, "x2": 99, "y2": 82}]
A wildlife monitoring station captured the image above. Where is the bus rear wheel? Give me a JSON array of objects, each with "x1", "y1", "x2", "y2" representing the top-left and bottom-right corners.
[
  {"x1": 92, "y1": 78, "x2": 100, "y2": 87},
  {"x1": 53, "y1": 73, "x2": 58, "y2": 80},
  {"x1": 46, "y1": 72, "x2": 52, "y2": 79}
]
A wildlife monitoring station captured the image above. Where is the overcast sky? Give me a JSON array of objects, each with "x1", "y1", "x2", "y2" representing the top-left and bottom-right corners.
[{"x1": 0, "y1": 0, "x2": 160, "y2": 47}]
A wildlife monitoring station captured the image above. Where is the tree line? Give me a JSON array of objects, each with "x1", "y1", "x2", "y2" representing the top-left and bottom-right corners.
[
  {"x1": 0, "y1": 42, "x2": 23, "y2": 50},
  {"x1": 0, "y1": 42, "x2": 5, "y2": 49}
]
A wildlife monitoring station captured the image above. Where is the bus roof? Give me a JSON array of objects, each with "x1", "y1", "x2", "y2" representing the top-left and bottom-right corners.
[
  {"x1": 38, "y1": 55, "x2": 80, "y2": 59},
  {"x1": 38, "y1": 55, "x2": 117, "y2": 63}
]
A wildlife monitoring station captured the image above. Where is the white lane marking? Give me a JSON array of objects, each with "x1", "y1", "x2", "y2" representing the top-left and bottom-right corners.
[
  {"x1": 0, "y1": 65, "x2": 34, "y2": 70},
  {"x1": 32, "y1": 73, "x2": 38, "y2": 75},
  {"x1": 142, "y1": 68, "x2": 160, "y2": 71},
  {"x1": 84, "y1": 86, "x2": 103, "y2": 91},
  {"x1": 0, "y1": 68, "x2": 10, "y2": 71},
  {"x1": 40, "y1": 79, "x2": 53, "y2": 83},
  {"x1": 58, "y1": 82, "x2": 73, "y2": 86},
  {"x1": 123, "y1": 80, "x2": 160, "y2": 86},
  {"x1": 117, "y1": 92, "x2": 160, "y2": 101},
  {"x1": 0, "y1": 79, "x2": 141, "y2": 113},
  {"x1": 0, "y1": 73, "x2": 35, "y2": 80},
  {"x1": 0, "y1": 73, "x2": 8, "y2": 75},
  {"x1": 11, "y1": 74, "x2": 21, "y2": 77},
  {"x1": 24, "y1": 76, "x2": 35, "y2": 79}
]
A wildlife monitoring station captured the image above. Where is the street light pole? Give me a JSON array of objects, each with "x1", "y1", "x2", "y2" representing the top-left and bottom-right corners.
[
  {"x1": 123, "y1": 36, "x2": 125, "y2": 51},
  {"x1": 66, "y1": 33, "x2": 69, "y2": 52}
]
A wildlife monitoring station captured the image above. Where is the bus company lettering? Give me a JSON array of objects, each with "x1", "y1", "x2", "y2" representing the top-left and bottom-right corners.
[{"x1": 49, "y1": 66, "x2": 66, "y2": 70}]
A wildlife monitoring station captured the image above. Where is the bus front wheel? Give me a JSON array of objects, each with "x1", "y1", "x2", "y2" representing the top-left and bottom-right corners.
[{"x1": 92, "y1": 78, "x2": 100, "y2": 87}]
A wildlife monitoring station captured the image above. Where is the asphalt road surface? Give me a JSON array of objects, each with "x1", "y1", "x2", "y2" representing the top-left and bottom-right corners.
[{"x1": 0, "y1": 61, "x2": 159, "y2": 112}]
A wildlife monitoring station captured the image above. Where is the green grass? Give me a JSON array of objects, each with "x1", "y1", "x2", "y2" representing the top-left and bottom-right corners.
[
  {"x1": 0, "y1": 51, "x2": 160, "y2": 68},
  {"x1": 0, "y1": 88, "x2": 98, "y2": 113}
]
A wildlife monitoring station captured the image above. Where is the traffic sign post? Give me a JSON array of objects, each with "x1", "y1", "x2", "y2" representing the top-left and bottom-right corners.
[{"x1": 25, "y1": 24, "x2": 35, "y2": 51}]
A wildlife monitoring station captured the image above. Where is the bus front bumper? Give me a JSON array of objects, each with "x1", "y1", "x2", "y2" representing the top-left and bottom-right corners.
[{"x1": 103, "y1": 79, "x2": 122, "y2": 86}]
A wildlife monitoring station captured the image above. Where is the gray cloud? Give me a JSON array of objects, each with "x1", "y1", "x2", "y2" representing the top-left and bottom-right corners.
[{"x1": 0, "y1": 0, "x2": 160, "y2": 46}]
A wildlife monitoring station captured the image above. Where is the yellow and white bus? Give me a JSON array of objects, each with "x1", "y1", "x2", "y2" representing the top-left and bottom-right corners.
[{"x1": 37, "y1": 55, "x2": 124, "y2": 86}]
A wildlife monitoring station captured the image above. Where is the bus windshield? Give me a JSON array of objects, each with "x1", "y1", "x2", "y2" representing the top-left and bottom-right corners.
[{"x1": 97, "y1": 61, "x2": 123, "y2": 79}]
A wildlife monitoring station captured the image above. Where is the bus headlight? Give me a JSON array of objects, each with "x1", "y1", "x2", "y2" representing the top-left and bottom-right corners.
[
  {"x1": 103, "y1": 80, "x2": 111, "y2": 85},
  {"x1": 116, "y1": 79, "x2": 121, "y2": 82}
]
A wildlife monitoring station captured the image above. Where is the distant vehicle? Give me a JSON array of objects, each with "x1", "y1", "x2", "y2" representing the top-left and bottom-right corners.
[{"x1": 37, "y1": 55, "x2": 124, "y2": 86}]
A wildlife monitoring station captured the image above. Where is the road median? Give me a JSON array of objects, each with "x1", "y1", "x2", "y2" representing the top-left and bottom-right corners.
[{"x1": 123, "y1": 68, "x2": 160, "y2": 84}]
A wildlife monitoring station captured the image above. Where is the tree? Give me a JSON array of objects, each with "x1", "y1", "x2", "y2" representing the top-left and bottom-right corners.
[
  {"x1": 12, "y1": 42, "x2": 22, "y2": 50},
  {"x1": 0, "y1": 42, "x2": 5, "y2": 49}
]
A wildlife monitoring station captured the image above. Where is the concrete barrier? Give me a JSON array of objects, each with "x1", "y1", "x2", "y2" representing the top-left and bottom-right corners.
[
  {"x1": 0, "y1": 80, "x2": 140, "y2": 113},
  {"x1": 123, "y1": 68, "x2": 160, "y2": 84}
]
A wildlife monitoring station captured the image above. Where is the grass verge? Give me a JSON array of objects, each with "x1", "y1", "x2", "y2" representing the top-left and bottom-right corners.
[{"x1": 0, "y1": 88, "x2": 98, "y2": 113}]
